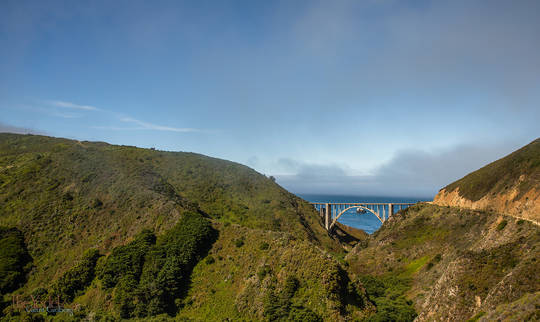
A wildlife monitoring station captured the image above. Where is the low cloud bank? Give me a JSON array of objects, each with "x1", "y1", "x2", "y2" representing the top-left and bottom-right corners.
[
  {"x1": 275, "y1": 140, "x2": 528, "y2": 198},
  {"x1": 0, "y1": 123, "x2": 43, "y2": 135}
]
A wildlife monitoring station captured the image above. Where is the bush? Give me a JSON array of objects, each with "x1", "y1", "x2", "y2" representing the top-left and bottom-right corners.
[
  {"x1": 98, "y1": 213, "x2": 217, "y2": 318},
  {"x1": 257, "y1": 265, "x2": 272, "y2": 280},
  {"x1": 497, "y1": 220, "x2": 508, "y2": 231},
  {"x1": 97, "y1": 229, "x2": 156, "y2": 288},
  {"x1": 368, "y1": 296, "x2": 417, "y2": 322},
  {"x1": 0, "y1": 227, "x2": 32, "y2": 294},
  {"x1": 52, "y1": 248, "x2": 101, "y2": 301},
  {"x1": 263, "y1": 275, "x2": 321, "y2": 321},
  {"x1": 288, "y1": 306, "x2": 322, "y2": 322},
  {"x1": 235, "y1": 238, "x2": 245, "y2": 248},
  {"x1": 259, "y1": 242, "x2": 270, "y2": 250},
  {"x1": 92, "y1": 198, "x2": 103, "y2": 208},
  {"x1": 283, "y1": 276, "x2": 300, "y2": 299},
  {"x1": 426, "y1": 254, "x2": 442, "y2": 271},
  {"x1": 360, "y1": 275, "x2": 417, "y2": 322}
]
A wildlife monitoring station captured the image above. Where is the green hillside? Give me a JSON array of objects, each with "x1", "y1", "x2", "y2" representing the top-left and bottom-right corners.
[
  {"x1": 0, "y1": 133, "x2": 375, "y2": 320},
  {"x1": 443, "y1": 138, "x2": 540, "y2": 201},
  {"x1": 6, "y1": 133, "x2": 537, "y2": 320}
]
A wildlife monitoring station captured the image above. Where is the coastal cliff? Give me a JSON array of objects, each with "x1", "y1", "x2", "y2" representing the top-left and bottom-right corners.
[
  {"x1": 434, "y1": 138, "x2": 540, "y2": 224},
  {"x1": 434, "y1": 186, "x2": 540, "y2": 225}
]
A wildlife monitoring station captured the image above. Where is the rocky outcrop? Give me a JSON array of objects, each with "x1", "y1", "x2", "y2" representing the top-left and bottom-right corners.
[
  {"x1": 434, "y1": 138, "x2": 540, "y2": 225},
  {"x1": 434, "y1": 186, "x2": 540, "y2": 225}
]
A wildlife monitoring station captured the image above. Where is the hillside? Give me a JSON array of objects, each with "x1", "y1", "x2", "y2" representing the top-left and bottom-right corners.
[
  {"x1": 434, "y1": 138, "x2": 540, "y2": 224},
  {"x1": 3, "y1": 133, "x2": 539, "y2": 320},
  {"x1": 0, "y1": 133, "x2": 377, "y2": 320},
  {"x1": 347, "y1": 203, "x2": 540, "y2": 321}
]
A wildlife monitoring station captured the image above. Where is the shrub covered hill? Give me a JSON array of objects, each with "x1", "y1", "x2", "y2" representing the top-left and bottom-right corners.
[
  {"x1": 0, "y1": 133, "x2": 376, "y2": 321},
  {"x1": 435, "y1": 138, "x2": 540, "y2": 224},
  {"x1": 347, "y1": 139, "x2": 540, "y2": 321}
]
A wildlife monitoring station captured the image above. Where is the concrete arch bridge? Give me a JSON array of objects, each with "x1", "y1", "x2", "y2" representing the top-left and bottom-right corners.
[{"x1": 311, "y1": 202, "x2": 416, "y2": 231}]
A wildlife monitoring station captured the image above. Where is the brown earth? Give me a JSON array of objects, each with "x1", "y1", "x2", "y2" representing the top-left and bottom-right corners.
[{"x1": 434, "y1": 186, "x2": 540, "y2": 225}]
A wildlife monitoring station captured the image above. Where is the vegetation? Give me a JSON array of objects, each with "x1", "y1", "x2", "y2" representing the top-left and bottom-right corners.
[
  {"x1": 0, "y1": 227, "x2": 32, "y2": 295},
  {"x1": 0, "y1": 133, "x2": 339, "y2": 306},
  {"x1": 175, "y1": 223, "x2": 373, "y2": 321},
  {"x1": 443, "y1": 138, "x2": 540, "y2": 201},
  {"x1": 51, "y1": 249, "x2": 100, "y2": 302},
  {"x1": 348, "y1": 203, "x2": 540, "y2": 321},
  {"x1": 1, "y1": 133, "x2": 538, "y2": 320},
  {"x1": 457, "y1": 243, "x2": 520, "y2": 299},
  {"x1": 497, "y1": 219, "x2": 507, "y2": 231},
  {"x1": 359, "y1": 275, "x2": 417, "y2": 322},
  {"x1": 234, "y1": 238, "x2": 245, "y2": 248},
  {"x1": 97, "y1": 213, "x2": 217, "y2": 318},
  {"x1": 426, "y1": 253, "x2": 442, "y2": 270},
  {"x1": 263, "y1": 276, "x2": 322, "y2": 321},
  {"x1": 466, "y1": 311, "x2": 485, "y2": 322},
  {"x1": 0, "y1": 134, "x2": 336, "y2": 295},
  {"x1": 98, "y1": 229, "x2": 157, "y2": 289}
]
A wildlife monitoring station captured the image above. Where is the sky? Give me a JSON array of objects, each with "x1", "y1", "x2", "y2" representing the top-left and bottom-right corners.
[{"x1": 1, "y1": 0, "x2": 539, "y2": 198}]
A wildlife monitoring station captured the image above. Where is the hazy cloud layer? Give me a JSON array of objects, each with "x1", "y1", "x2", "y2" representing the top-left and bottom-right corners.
[
  {"x1": 275, "y1": 140, "x2": 528, "y2": 198},
  {"x1": 0, "y1": 123, "x2": 43, "y2": 135}
]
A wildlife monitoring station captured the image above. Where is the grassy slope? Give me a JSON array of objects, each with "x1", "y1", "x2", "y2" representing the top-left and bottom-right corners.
[
  {"x1": 347, "y1": 203, "x2": 540, "y2": 321},
  {"x1": 175, "y1": 223, "x2": 373, "y2": 321},
  {"x1": 72, "y1": 222, "x2": 373, "y2": 321},
  {"x1": 442, "y1": 138, "x2": 540, "y2": 201},
  {"x1": 0, "y1": 133, "x2": 372, "y2": 320},
  {"x1": 0, "y1": 133, "x2": 337, "y2": 286}
]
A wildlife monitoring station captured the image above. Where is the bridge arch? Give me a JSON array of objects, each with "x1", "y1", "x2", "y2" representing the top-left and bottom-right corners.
[
  {"x1": 329, "y1": 205, "x2": 382, "y2": 230},
  {"x1": 311, "y1": 202, "x2": 415, "y2": 232}
]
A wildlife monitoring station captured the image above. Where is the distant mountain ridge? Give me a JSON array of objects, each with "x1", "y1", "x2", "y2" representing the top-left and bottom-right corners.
[{"x1": 434, "y1": 138, "x2": 540, "y2": 224}]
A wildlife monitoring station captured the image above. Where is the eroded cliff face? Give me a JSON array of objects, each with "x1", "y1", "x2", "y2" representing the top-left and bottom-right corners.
[{"x1": 434, "y1": 186, "x2": 540, "y2": 225}]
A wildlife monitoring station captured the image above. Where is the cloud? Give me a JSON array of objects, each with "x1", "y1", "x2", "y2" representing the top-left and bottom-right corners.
[
  {"x1": 119, "y1": 117, "x2": 201, "y2": 133},
  {"x1": 274, "y1": 140, "x2": 528, "y2": 198},
  {"x1": 0, "y1": 122, "x2": 44, "y2": 135},
  {"x1": 52, "y1": 112, "x2": 83, "y2": 119},
  {"x1": 34, "y1": 99, "x2": 207, "y2": 134},
  {"x1": 48, "y1": 100, "x2": 99, "y2": 111}
]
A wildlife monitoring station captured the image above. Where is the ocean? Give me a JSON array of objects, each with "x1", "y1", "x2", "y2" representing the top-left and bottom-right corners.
[{"x1": 298, "y1": 194, "x2": 432, "y2": 234}]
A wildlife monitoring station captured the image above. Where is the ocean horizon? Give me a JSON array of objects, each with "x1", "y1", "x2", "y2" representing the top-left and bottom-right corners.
[{"x1": 298, "y1": 193, "x2": 433, "y2": 234}]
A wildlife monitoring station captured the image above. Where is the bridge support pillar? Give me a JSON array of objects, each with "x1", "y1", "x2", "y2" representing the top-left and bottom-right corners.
[
  {"x1": 325, "y1": 203, "x2": 331, "y2": 230},
  {"x1": 388, "y1": 203, "x2": 393, "y2": 221}
]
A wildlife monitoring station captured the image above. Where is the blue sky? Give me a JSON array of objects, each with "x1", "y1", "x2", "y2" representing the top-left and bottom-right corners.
[{"x1": 1, "y1": 0, "x2": 539, "y2": 197}]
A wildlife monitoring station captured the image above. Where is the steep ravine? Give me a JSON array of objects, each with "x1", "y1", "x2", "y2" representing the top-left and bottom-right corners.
[{"x1": 346, "y1": 203, "x2": 540, "y2": 321}]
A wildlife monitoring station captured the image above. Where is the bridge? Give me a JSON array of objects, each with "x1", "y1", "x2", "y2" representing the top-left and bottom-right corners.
[{"x1": 311, "y1": 202, "x2": 416, "y2": 231}]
